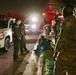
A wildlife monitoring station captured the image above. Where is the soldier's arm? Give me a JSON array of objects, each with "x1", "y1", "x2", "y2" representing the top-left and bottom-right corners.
[
  {"x1": 56, "y1": 19, "x2": 72, "y2": 51},
  {"x1": 53, "y1": 20, "x2": 72, "y2": 60}
]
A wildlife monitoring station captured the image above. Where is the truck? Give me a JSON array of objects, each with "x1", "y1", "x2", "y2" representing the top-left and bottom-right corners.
[{"x1": 0, "y1": 18, "x2": 15, "y2": 51}]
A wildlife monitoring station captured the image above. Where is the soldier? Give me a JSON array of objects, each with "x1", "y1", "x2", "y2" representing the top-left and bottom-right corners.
[
  {"x1": 19, "y1": 21, "x2": 29, "y2": 54},
  {"x1": 53, "y1": 15, "x2": 61, "y2": 44},
  {"x1": 13, "y1": 18, "x2": 21, "y2": 60},
  {"x1": 54, "y1": 5, "x2": 76, "y2": 75},
  {"x1": 37, "y1": 35, "x2": 54, "y2": 75}
]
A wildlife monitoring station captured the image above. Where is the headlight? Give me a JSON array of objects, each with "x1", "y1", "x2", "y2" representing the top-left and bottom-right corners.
[
  {"x1": 31, "y1": 17, "x2": 37, "y2": 22},
  {"x1": 31, "y1": 24, "x2": 37, "y2": 29},
  {"x1": 0, "y1": 32, "x2": 4, "y2": 40}
]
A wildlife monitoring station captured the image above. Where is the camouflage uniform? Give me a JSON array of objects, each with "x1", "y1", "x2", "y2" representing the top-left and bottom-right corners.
[
  {"x1": 13, "y1": 23, "x2": 21, "y2": 60},
  {"x1": 54, "y1": 15, "x2": 76, "y2": 75},
  {"x1": 19, "y1": 22, "x2": 28, "y2": 53},
  {"x1": 54, "y1": 16, "x2": 61, "y2": 44}
]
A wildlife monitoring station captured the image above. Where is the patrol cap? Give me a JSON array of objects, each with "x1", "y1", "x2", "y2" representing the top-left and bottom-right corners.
[
  {"x1": 41, "y1": 35, "x2": 44, "y2": 38},
  {"x1": 63, "y1": 5, "x2": 73, "y2": 13},
  {"x1": 15, "y1": 18, "x2": 21, "y2": 22},
  {"x1": 54, "y1": 15, "x2": 58, "y2": 19}
]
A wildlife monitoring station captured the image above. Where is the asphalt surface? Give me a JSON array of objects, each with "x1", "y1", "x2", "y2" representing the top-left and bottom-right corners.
[{"x1": 0, "y1": 34, "x2": 40, "y2": 75}]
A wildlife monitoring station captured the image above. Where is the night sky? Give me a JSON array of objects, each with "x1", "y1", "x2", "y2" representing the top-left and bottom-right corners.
[{"x1": 0, "y1": 0, "x2": 49, "y2": 16}]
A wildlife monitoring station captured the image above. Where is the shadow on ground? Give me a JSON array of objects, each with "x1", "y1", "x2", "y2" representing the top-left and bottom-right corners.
[{"x1": 2, "y1": 53, "x2": 27, "y2": 75}]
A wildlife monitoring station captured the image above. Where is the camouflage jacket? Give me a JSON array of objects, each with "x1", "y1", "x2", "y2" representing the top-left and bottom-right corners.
[{"x1": 55, "y1": 15, "x2": 76, "y2": 53}]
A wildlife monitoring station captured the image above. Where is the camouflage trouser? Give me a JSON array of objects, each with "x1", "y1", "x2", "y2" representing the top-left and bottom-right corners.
[
  {"x1": 54, "y1": 53, "x2": 76, "y2": 75},
  {"x1": 45, "y1": 58, "x2": 54, "y2": 75},
  {"x1": 13, "y1": 39, "x2": 20, "y2": 60},
  {"x1": 20, "y1": 37, "x2": 27, "y2": 53}
]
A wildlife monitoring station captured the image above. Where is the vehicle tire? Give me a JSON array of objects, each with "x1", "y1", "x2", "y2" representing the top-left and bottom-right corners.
[{"x1": 3, "y1": 38, "x2": 10, "y2": 51}]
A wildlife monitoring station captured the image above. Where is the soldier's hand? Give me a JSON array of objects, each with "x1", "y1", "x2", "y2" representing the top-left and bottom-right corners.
[
  {"x1": 53, "y1": 52, "x2": 60, "y2": 61},
  {"x1": 19, "y1": 37, "x2": 21, "y2": 40},
  {"x1": 57, "y1": 32, "x2": 61, "y2": 38}
]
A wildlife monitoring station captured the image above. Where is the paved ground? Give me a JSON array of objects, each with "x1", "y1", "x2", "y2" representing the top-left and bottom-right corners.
[
  {"x1": 1, "y1": 43, "x2": 36, "y2": 75},
  {"x1": 22, "y1": 33, "x2": 55, "y2": 75},
  {"x1": 15, "y1": 34, "x2": 40, "y2": 75},
  {"x1": 22, "y1": 41, "x2": 44, "y2": 75},
  {"x1": 15, "y1": 44, "x2": 35, "y2": 75},
  {"x1": 0, "y1": 46, "x2": 13, "y2": 75},
  {"x1": 0, "y1": 34, "x2": 40, "y2": 75}
]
